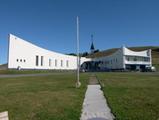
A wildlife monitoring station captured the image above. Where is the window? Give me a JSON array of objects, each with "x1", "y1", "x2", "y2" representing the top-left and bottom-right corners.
[
  {"x1": 126, "y1": 56, "x2": 130, "y2": 61},
  {"x1": 61, "y1": 60, "x2": 63, "y2": 67},
  {"x1": 147, "y1": 58, "x2": 150, "y2": 62},
  {"x1": 134, "y1": 57, "x2": 137, "y2": 61},
  {"x1": 144, "y1": 57, "x2": 150, "y2": 62},
  {"x1": 49, "y1": 59, "x2": 51, "y2": 67},
  {"x1": 41, "y1": 56, "x2": 44, "y2": 66},
  {"x1": 55, "y1": 59, "x2": 57, "y2": 67},
  {"x1": 17, "y1": 59, "x2": 19, "y2": 62},
  {"x1": 20, "y1": 59, "x2": 22, "y2": 62},
  {"x1": 66, "y1": 60, "x2": 69, "y2": 67},
  {"x1": 24, "y1": 59, "x2": 26, "y2": 62},
  {"x1": 125, "y1": 56, "x2": 150, "y2": 62},
  {"x1": 36, "y1": 55, "x2": 39, "y2": 66}
]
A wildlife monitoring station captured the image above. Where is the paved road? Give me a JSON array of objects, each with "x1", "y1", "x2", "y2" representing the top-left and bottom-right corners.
[{"x1": 0, "y1": 72, "x2": 69, "y2": 78}]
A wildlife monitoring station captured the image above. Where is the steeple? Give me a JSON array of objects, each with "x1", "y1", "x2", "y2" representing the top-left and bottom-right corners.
[{"x1": 90, "y1": 34, "x2": 95, "y2": 53}]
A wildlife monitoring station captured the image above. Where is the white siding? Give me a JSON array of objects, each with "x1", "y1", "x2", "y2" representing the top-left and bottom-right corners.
[
  {"x1": 8, "y1": 34, "x2": 90, "y2": 70},
  {"x1": 92, "y1": 46, "x2": 152, "y2": 70},
  {"x1": 93, "y1": 48, "x2": 124, "y2": 69},
  {"x1": 123, "y1": 46, "x2": 151, "y2": 67}
]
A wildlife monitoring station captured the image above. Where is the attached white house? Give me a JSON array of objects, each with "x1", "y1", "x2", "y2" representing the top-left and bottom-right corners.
[
  {"x1": 8, "y1": 34, "x2": 90, "y2": 70},
  {"x1": 90, "y1": 46, "x2": 152, "y2": 71},
  {"x1": 7, "y1": 34, "x2": 152, "y2": 71}
]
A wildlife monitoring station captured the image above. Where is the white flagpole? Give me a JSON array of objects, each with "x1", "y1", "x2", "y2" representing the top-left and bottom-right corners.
[{"x1": 76, "y1": 16, "x2": 81, "y2": 88}]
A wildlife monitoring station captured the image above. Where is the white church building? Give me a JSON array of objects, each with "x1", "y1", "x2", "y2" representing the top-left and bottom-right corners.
[
  {"x1": 7, "y1": 34, "x2": 152, "y2": 71},
  {"x1": 91, "y1": 46, "x2": 152, "y2": 71},
  {"x1": 8, "y1": 34, "x2": 90, "y2": 70}
]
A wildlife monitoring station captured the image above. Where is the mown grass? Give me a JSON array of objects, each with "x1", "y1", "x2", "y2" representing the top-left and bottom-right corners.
[
  {"x1": 0, "y1": 73, "x2": 89, "y2": 120},
  {"x1": 96, "y1": 72, "x2": 159, "y2": 120}
]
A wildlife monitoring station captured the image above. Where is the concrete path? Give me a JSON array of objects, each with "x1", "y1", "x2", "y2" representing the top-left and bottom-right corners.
[
  {"x1": 80, "y1": 75, "x2": 114, "y2": 120},
  {"x1": 89, "y1": 74, "x2": 99, "y2": 85}
]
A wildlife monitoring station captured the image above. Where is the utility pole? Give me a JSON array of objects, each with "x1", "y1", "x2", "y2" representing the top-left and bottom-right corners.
[{"x1": 76, "y1": 16, "x2": 81, "y2": 88}]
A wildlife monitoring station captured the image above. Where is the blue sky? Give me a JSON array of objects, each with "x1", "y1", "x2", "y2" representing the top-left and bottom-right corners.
[{"x1": 0, "y1": 0, "x2": 159, "y2": 64}]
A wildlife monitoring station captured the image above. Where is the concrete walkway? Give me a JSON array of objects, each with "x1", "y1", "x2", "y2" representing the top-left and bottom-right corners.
[{"x1": 80, "y1": 75, "x2": 114, "y2": 120}]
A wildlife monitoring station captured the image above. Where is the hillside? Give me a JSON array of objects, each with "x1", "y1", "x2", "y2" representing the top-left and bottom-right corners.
[
  {"x1": 0, "y1": 63, "x2": 8, "y2": 70},
  {"x1": 87, "y1": 46, "x2": 159, "y2": 70}
]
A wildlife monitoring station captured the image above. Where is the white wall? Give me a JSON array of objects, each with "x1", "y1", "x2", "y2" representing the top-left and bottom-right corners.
[
  {"x1": 93, "y1": 48, "x2": 124, "y2": 69},
  {"x1": 123, "y1": 46, "x2": 151, "y2": 57},
  {"x1": 123, "y1": 46, "x2": 152, "y2": 67},
  {"x1": 92, "y1": 46, "x2": 152, "y2": 70},
  {"x1": 7, "y1": 34, "x2": 152, "y2": 70},
  {"x1": 8, "y1": 34, "x2": 90, "y2": 70}
]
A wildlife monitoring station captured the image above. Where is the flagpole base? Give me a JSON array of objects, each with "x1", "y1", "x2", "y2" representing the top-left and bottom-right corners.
[{"x1": 76, "y1": 81, "x2": 81, "y2": 88}]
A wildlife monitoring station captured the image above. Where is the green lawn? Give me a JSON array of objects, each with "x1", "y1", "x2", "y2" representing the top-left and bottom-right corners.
[
  {"x1": 1, "y1": 71, "x2": 159, "y2": 120},
  {"x1": 0, "y1": 73, "x2": 89, "y2": 120},
  {"x1": 96, "y1": 72, "x2": 159, "y2": 120}
]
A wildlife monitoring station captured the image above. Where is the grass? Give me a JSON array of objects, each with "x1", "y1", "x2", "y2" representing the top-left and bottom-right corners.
[
  {"x1": 0, "y1": 72, "x2": 89, "y2": 120},
  {"x1": 1, "y1": 71, "x2": 159, "y2": 120},
  {"x1": 96, "y1": 72, "x2": 159, "y2": 120}
]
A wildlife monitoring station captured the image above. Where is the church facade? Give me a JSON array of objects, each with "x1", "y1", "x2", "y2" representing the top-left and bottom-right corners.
[{"x1": 8, "y1": 34, "x2": 90, "y2": 70}]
